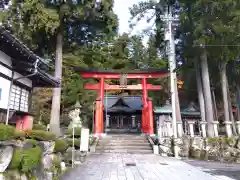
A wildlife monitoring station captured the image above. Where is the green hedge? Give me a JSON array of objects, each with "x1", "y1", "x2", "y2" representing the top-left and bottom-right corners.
[
  {"x1": 67, "y1": 127, "x2": 81, "y2": 138},
  {"x1": 67, "y1": 139, "x2": 80, "y2": 149},
  {"x1": 8, "y1": 146, "x2": 42, "y2": 173},
  {"x1": 21, "y1": 146, "x2": 42, "y2": 173},
  {"x1": 32, "y1": 124, "x2": 47, "y2": 131},
  {"x1": 26, "y1": 130, "x2": 56, "y2": 141},
  {"x1": 0, "y1": 124, "x2": 15, "y2": 141},
  {"x1": 14, "y1": 130, "x2": 25, "y2": 140},
  {"x1": 54, "y1": 139, "x2": 69, "y2": 153}
]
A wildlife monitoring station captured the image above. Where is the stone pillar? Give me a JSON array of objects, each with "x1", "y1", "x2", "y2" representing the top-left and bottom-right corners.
[
  {"x1": 105, "y1": 115, "x2": 110, "y2": 128},
  {"x1": 187, "y1": 120, "x2": 195, "y2": 137},
  {"x1": 177, "y1": 121, "x2": 183, "y2": 137},
  {"x1": 131, "y1": 115, "x2": 136, "y2": 128},
  {"x1": 236, "y1": 121, "x2": 240, "y2": 134},
  {"x1": 200, "y1": 121, "x2": 207, "y2": 138},
  {"x1": 224, "y1": 121, "x2": 232, "y2": 137},
  {"x1": 212, "y1": 121, "x2": 219, "y2": 137}
]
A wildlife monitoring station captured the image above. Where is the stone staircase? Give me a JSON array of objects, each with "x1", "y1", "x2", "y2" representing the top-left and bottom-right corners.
[{"x1": 96, "y1": 134, "x2": 153, "y2": 154}]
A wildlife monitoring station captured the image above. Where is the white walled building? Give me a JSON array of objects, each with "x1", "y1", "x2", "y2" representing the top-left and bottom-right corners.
[{"x1": 0, "y1": 26, "x2": 59, "y2": 122}]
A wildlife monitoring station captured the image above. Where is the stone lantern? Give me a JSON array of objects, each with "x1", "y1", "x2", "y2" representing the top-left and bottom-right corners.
[{"x1": 68, "y1": 100, "x2": 82, "y2": 129}]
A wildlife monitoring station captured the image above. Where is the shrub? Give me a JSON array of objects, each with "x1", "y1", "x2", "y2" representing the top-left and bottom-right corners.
[
  {"x1": 0, "y1": 124, "x2": 15, "y2": 141},
  {"x1": 26, "y1": 130, "x2": 56, "y2": 141},
  {"x1": 54, "y1": 139, "x2": 69, "y2": 153},
  {"x1": 67, "y1": 127, "x2": 81, "y2": 138},
  {"x1": 21, "y1": 146, "x2": 42, "y2": 173},
  {"x1": 14, "y1": 130, "x2": 25, "y2": 140},
  {"x1": 67, "y1": 139, "x2": 80, "y2": 149},
  {"x1": 8, "y1": 149, "x2": 23, "y2": 169},
  {"x1": 32, "y1": 124, "x2": 46, "y2": 131}
]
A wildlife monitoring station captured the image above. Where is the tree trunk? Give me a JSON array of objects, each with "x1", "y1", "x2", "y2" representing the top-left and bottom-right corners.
[
  {"x1": 50, "y1": 30, "x2": 63, "y2": 136},
  {"x1": 195, "y1": 61, "x2": 206, "y2": 122},
  {"x1": 236, "y1": 85, "x2": 240, "y2": 120},
  {"x1": 200, "y1": 50, "x2": 214, "y2": 137},
  {"x1": 211, "y1": 88, "x2": 218, "y2": 121},
  {"x1": 227, "y1": 77, "x2": 237, "y2": 135},
  {"x1": 220, "y1": 62, "x2": 230, "y2": 127}
]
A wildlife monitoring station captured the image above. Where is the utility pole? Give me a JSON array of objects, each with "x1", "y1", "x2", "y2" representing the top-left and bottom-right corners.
[{"x1": 160, "y1": 6, "x2": 179, "y2": 158}]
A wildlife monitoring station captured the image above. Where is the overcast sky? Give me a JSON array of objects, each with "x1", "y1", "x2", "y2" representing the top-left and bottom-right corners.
[{"x1": 113, "y1": 0, "x2": 148, "y2": 35}]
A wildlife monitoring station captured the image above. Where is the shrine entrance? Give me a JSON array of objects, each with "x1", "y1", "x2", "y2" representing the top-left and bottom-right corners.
[
  {"x1": 104, "y1": 95, "x2": 142, "y2": 134},
  {"x1": 74, "y1": 67, "x2": 169, "y2": 135}
]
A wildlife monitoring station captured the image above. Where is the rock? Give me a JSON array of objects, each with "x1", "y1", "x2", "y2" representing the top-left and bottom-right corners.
[
  {"x1": 20, "y1": 174, "x2": 28, "y2": 180},
  {"x1": 38, "y1": 141, "x2": 55, "y2": 155},
  {"x1": 23, "y1": 141, "x2": 35, "y2": 149},
  {"x1": 60, "y1": 162, "x2": 66, "y2": 171},
  {"x1": 45, "y1": 172, "x2": 53, "y2": 180},
  {"x1": 236, "y1": 139, "x2": 240, "y2": 149},
  {"x1": 0, "y1": 174, "x2": 5, "y2": 180},
  {"x1": 178, "y1": 137, "x2": 190, "y2": 157},
  {"x1": 191, "y1": 137, "x2": 204, "y2": 150},
  {"x1": 0, "y1": 146, "x2": 13, "y2": 172},
  {"x1": 0, "y1": 140, "x2": 23, "y2": 148},
  {"x1": 42, "y1": 155, "x2": 54, "y2": 170},
  {"x1": 190, "y1": 148, "x2": 201, "y2": 159}
]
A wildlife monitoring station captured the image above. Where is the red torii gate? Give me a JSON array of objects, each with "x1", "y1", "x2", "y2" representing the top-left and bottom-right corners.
[{"x1": 74, "y1": 67, "x2": 169, "y2": 135}]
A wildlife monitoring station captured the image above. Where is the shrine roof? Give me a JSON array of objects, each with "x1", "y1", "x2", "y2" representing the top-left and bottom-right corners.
[
  {"x1": 154, "y1": 102, "x2": 200, "y2": 117},
  {"x1": 104, "y1": 95, "x2": 142, "y2": 112},
  {"x1": 73, "y1": 66, "x2": 169, "y2": 74}
]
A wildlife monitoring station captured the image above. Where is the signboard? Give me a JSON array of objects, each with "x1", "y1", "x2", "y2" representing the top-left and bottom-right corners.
[{"x1": 80, "y1": 128, "x2": 90, "y2": 152}]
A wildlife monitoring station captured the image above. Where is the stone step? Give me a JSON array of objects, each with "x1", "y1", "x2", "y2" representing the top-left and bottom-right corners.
[
  {"x1": 96, "y1": 149, "x2": 153, "y2": 154},
  {"x1": 102, "y1": 135, "x2": 147, "y2": 139},
  {"x1": 98, "y1": 142, "x2": 151, "y2": 146},
  {"x1": 100, "y1": 139, "x2": 149, "y2": 143},
  {"x1": 96, "y1": 145, "x2": 152, "y2": 150}
]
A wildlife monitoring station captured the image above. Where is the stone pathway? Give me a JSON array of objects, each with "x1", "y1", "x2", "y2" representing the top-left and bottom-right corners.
[
  {"x1": 185, "y1": 159, "x2": 240, "y2": 180},
  {"x1": 60, "y1": 153, "x2": 237, "y2": 180}
]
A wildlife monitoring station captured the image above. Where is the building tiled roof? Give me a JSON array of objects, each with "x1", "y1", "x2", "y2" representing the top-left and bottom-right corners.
[
  {"x1": 0, "y1": 25, "x2": 59, "y2": 87},
  {"x1": 104, "y1": 95, "x2": 142, "y2": 112}
]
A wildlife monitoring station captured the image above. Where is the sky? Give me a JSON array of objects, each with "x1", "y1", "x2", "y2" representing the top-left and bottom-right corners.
[{"x1": 113, "y1": 0, "x2": 151, "y2": 35}]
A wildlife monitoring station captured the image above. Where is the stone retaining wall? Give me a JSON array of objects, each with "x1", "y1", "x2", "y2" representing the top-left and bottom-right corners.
[{"x1": 157, "y1": 136, "x2": 240, "y2": 163}]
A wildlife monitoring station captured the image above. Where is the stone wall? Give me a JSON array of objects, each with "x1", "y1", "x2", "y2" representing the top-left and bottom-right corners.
[
  {"x1": 0, "y1": 124, "x2": 96, "y2": 180},
  {"x1": 157, "y1": 136, "x2": 240, "y2": 163}
]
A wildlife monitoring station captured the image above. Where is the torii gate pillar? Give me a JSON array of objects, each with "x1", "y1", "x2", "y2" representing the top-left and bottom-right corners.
[{"x1": 95, "y1": 78, "x2": 104, "y2": 135}]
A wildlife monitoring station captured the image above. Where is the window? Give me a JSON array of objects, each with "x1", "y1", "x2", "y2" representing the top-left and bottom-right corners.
[{"x1": 9, "y1": 85, "x2": 29, "y2": 112}]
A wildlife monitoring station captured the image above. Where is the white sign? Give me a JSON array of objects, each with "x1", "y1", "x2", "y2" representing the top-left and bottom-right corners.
[{"x1": 80, "y1": 128, "x2": 90, "y2": 152}]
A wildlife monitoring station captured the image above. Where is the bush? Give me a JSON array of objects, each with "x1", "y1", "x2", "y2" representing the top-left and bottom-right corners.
[
  {"x1": 54, "y1": 139, "x2": 69, "y2": 153},
  {"x1": 8, "y1": 149, "x2": 23, "y2": 169},
  {"x1": 21, "y1": 146, "x2": 42, "y2": 173},
  {"x1": 67, "y1": 127, "x2": 81, "y2": 138},
  {"x1": 26, "y1": 130, "x2": 56, "y2": 141},
  {"x1": 32, "y1": 124, "x2": 46, "y2": 131},
  {"x1": 8, "y1": 146, "x2": 42, "y2": 172},
  {"x1": 14, "y1": 130, "x2": 25, "y2": 140},
  {"x1": 0, "y1": 124, "x2": 15, "y2": 141},
  {"x1": 67, "y1": 139, "x2": 80, "y2": 149}
]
